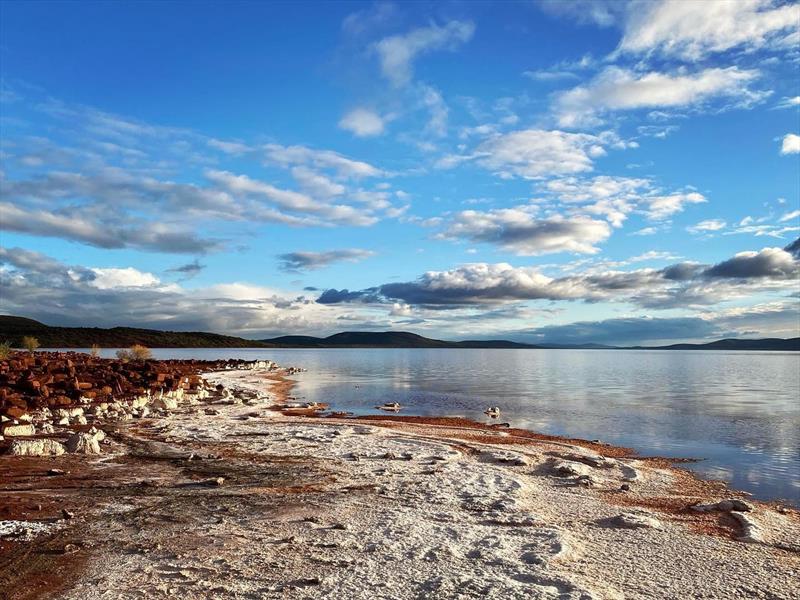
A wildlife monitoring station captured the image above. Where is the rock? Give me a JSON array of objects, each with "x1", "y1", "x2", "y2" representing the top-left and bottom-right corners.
[
  {"x1": 61, "y1": 509, "x2": 74, "y2": 520},
  {"x1": 611, "y1": 512, "x2": 662, "y2": 530},
  {"x1": 552, "y1": 461, "x2": 593, "y2": 477},
  {"x1": 2, "y1": 423, "x2": 35, "y2": 437},
  {"x1": 8, "y1": 439, "x2": 66, "y2": 456},
  {"x1": 47, "y1": 468, "x2": 66, "y2": 476},
  {"x1": 66, "y1": 432, "x2": 102, "y2": 454},
  {"x1": 620, "y1": 483, "x2": 631, "y2": 491},
  {"x1": 691, "y1": 499, "x2": 754, "y2": 513},
  {"x1": 717, "y1": 499, "x2": 753, "y2": 512},
  {"x1": 154, "y1": 397, "x2": 178, "y2": 410}
]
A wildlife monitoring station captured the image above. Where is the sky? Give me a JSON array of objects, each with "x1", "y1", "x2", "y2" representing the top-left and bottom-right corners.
[{"x1": 0, "y1": 0, "x2": 799, "y2": 345}]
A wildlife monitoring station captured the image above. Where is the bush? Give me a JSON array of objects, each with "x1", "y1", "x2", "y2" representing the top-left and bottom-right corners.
[
  {"x1": 21, "y1": 336, "x2": 39, "y2": 352},
  {"x1": 90, "y1": 344, "x2": 101, "y2": 357},
  {"x1": 117, "y1": 344, "x2": 152, "y2": 362},
  {"x1": 0, "y1": 341, "x2": 12, "y2": 360}
]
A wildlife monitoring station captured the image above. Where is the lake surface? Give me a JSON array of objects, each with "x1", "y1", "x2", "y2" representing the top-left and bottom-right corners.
[{"x1": 88, "y1": 348, "x2": 800, "y2": 504}]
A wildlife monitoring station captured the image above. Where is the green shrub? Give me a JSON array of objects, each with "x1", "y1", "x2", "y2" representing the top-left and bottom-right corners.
[{"x1": 0, "y1": 341, "x2": 12, "y2": 360}]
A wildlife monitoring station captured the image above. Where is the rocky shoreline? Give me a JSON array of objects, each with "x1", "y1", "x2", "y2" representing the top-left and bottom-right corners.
[{"x1": 1, "y1": 353, "x2": 799, "y2": 599}]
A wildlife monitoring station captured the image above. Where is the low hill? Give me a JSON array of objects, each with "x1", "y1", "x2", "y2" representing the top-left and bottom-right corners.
[
  {"x1": 645, "y1": 338, "x2": 800, "y2": 351},
  {"x1": 1, "y1": 316, "x2": 797, "y2": 350},
  {"x1": 263, "y1": 331, "x2": 540, "y2": 348},
  {"x1": 0, "y1": 315, "x2": 272, "y2": 348}
]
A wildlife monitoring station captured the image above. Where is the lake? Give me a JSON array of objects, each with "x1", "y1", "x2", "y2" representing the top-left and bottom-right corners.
[{"x1": 87, "y1": 347, "x2": 800, "y2": 504}]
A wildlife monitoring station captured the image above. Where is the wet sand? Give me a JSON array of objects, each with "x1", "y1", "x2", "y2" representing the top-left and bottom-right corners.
[{"x1": 1, "y1": 367, "x2": 799, "y2": 599}]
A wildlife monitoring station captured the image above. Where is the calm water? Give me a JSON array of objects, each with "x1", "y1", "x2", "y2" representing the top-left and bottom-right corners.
[{"x1": 85, "y1": 348, "x2": 800, "y2": 504}]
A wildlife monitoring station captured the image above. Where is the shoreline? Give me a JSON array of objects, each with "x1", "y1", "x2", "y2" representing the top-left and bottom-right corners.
[{"x1": 1, "y1": 358, "x2": 799, "y2": 599}]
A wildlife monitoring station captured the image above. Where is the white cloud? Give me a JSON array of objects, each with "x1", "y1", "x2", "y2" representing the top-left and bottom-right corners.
[
  {"x1": 780, "y1": 133, "x2": 800, "y2": 155},
  {"x1": 618, "y1": 0, "x2": 800, "y2": 60},
  {"x1": 338, "y1": 108, "x2": 386, "y2": 137},
  {"x1": 439, "y1": 207, "x2": 612, "y2": 255},
  {"x1": 555, "y1": 66, "x2": 765, "y2": 127},
  {"x1": 687, "y1": 219, "x2": 727, "y2": 234},
  {"x1": 542, "y1": 176, "x2": 706, "y2": 227},
  {"x1": 90, "y1": 267, "x2": 160, "y2": 290},
  {"x1": 468, "y1": 129, "x2": 614, "y2": 179},
  {"x1": 646, "y1": 192, "x2": 706, "y2": 220},
  {"x1": 779, "y1": 210, "x2": 800, "y2": 223},
  {"x1": 631, "y1": 227, "x2": 658, "y2": 236},
  {"x1": 373, "y1": 20, "x2": 475, "y2": 87},
  {"x1": 776, "y1": 96, "x2": 800, "y2": 109},
  {"x1": 263, "y1": 143, "x2": 383, "y2": 178}
]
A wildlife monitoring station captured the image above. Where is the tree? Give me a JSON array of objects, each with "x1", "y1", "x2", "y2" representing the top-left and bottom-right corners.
[{"x1": 21, "y1": 336, "x2": 39, "y2": 353}]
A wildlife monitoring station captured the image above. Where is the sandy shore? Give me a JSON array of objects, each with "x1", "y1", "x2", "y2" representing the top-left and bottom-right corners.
[{"x1": 2, "y1": 366, "x2": 799, "y2": 599}]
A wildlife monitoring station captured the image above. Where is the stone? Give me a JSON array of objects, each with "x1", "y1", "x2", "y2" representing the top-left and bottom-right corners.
[
  {"x1": 611, "y1": 512, "x2": 662, "y2": 530},
  {"x1": 2, "y1": 423, "x2": 35, "y2": 437},
  {"x1": 8, "y1": 439, "x2": 66, "y2": 456},
  {"x1": 66, "y1": 432, "x2": 102, "y2": 454},
  {"x1": 552, "y1": 461, "x2": 593, "y2": 477},
  {"x1": 154, "y1": 397, "x2": 178, "y2": 411}
]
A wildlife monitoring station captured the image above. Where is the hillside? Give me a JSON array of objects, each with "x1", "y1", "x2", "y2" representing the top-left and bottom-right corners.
[
  {"x1": 0, "y1": 316, "x2": 272, "y2": 348},
  {"x1": 647, "y1": 338, "x2": 800, "y2": 351},
  {"x1": 263, "y1": 332, "x2": 542, "y2": 348},
  {"x1": 1, "y1": 316, "x2": 797, "y2": 350}
]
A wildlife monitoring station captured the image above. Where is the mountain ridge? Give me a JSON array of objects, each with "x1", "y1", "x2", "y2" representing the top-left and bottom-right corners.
[{"x1": 1, "y1": 316, "x2": 797, "y2": 351}]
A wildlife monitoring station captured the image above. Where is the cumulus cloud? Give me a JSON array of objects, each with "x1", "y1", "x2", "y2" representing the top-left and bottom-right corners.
[
  {"x1": 703, "y1": 247, "x2": 799, "y2": 279},
  {"x1": 554, "y1": 66, "x2": 766, "y2": 127},
  {"x1": 0, "y1": 247, "x2": 383, "y2": 336},
  {"x1": 316, "y1": 241, "x2": 800, "y2": 309},
  {"x1": 618, "y1": 0, "x2": 799, "y2": 60},
  {"x1": 439, "y1": 207, "x2": 612, "y2": 255},
  {"x1": 339, "y1": 108, "x2": 386, "y2": 137},
  {"x1": 373, "y1": 20, "x2": 475, "y2": 87},
  {"x1": 277, "y1": 249, "x2": 376, "y2": 272},
  {"x1": 780, "y1": 133, "x2": 800, "y2": 155},
  {"x1": 89, "y1": 267, "x2": 161, "y2": 290}
]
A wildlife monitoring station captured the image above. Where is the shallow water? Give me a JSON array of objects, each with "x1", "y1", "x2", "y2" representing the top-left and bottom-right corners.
[{"x1": 84, "y1": 347, "x2": 800, "y2": 504}]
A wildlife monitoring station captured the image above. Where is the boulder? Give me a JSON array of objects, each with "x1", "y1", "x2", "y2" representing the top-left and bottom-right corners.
[
  {"x1": 66, "y1": 431, "x2": 102, "y2": 454},
  {"x1": 8, "y1": 439, "x2": 66, "y2": 456},
  {"x1": 3, "y1": 423, "x2": 35, "y2": 437}
]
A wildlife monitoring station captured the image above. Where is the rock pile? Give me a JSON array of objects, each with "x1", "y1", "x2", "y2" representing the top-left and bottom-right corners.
[{"x1": 0, "y1": 351, "x2": 275, "y2": 441}]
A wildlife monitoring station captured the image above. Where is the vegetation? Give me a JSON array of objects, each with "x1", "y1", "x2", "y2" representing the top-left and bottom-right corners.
[
  {"x1": 90, "y1": 343, "x2": 101, "y2": 357},
  {"x1": 116, "y1": 344, "x2": 153, "y2": 362},
  {"x1": 21, "y1": 335, "x2": 40, "y2": 352},
  {"x1": 0, "y1": 340, "x2": 12, "y2": 360},
  {"x1": 0, "y1": 316, "x2": 270, "y2": 348}
]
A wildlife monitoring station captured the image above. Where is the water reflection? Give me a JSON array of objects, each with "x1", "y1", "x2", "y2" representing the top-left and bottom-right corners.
[{"x1": 84, "y1": 347, "x2": 799, "y2": 504}]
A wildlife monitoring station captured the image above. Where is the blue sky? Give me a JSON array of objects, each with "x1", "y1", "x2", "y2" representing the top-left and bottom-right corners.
[{"x1": 1, "y1": 0, "x2": 799, "y2": 344}]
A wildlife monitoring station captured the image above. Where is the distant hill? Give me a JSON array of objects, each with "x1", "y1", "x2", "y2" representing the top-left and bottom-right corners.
[
  {"x1": 263, "y1": 331, "x2": 541, "y2": 348},
  {"x1": 1, "y1": 316, "x2": 797, "y2": 351},
  {"x1": 0, "y1": 315, "x2": 272, "y2": 348},
  {"x1": 643, "y1": 338, "x2": 800, "y2": 351}
]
